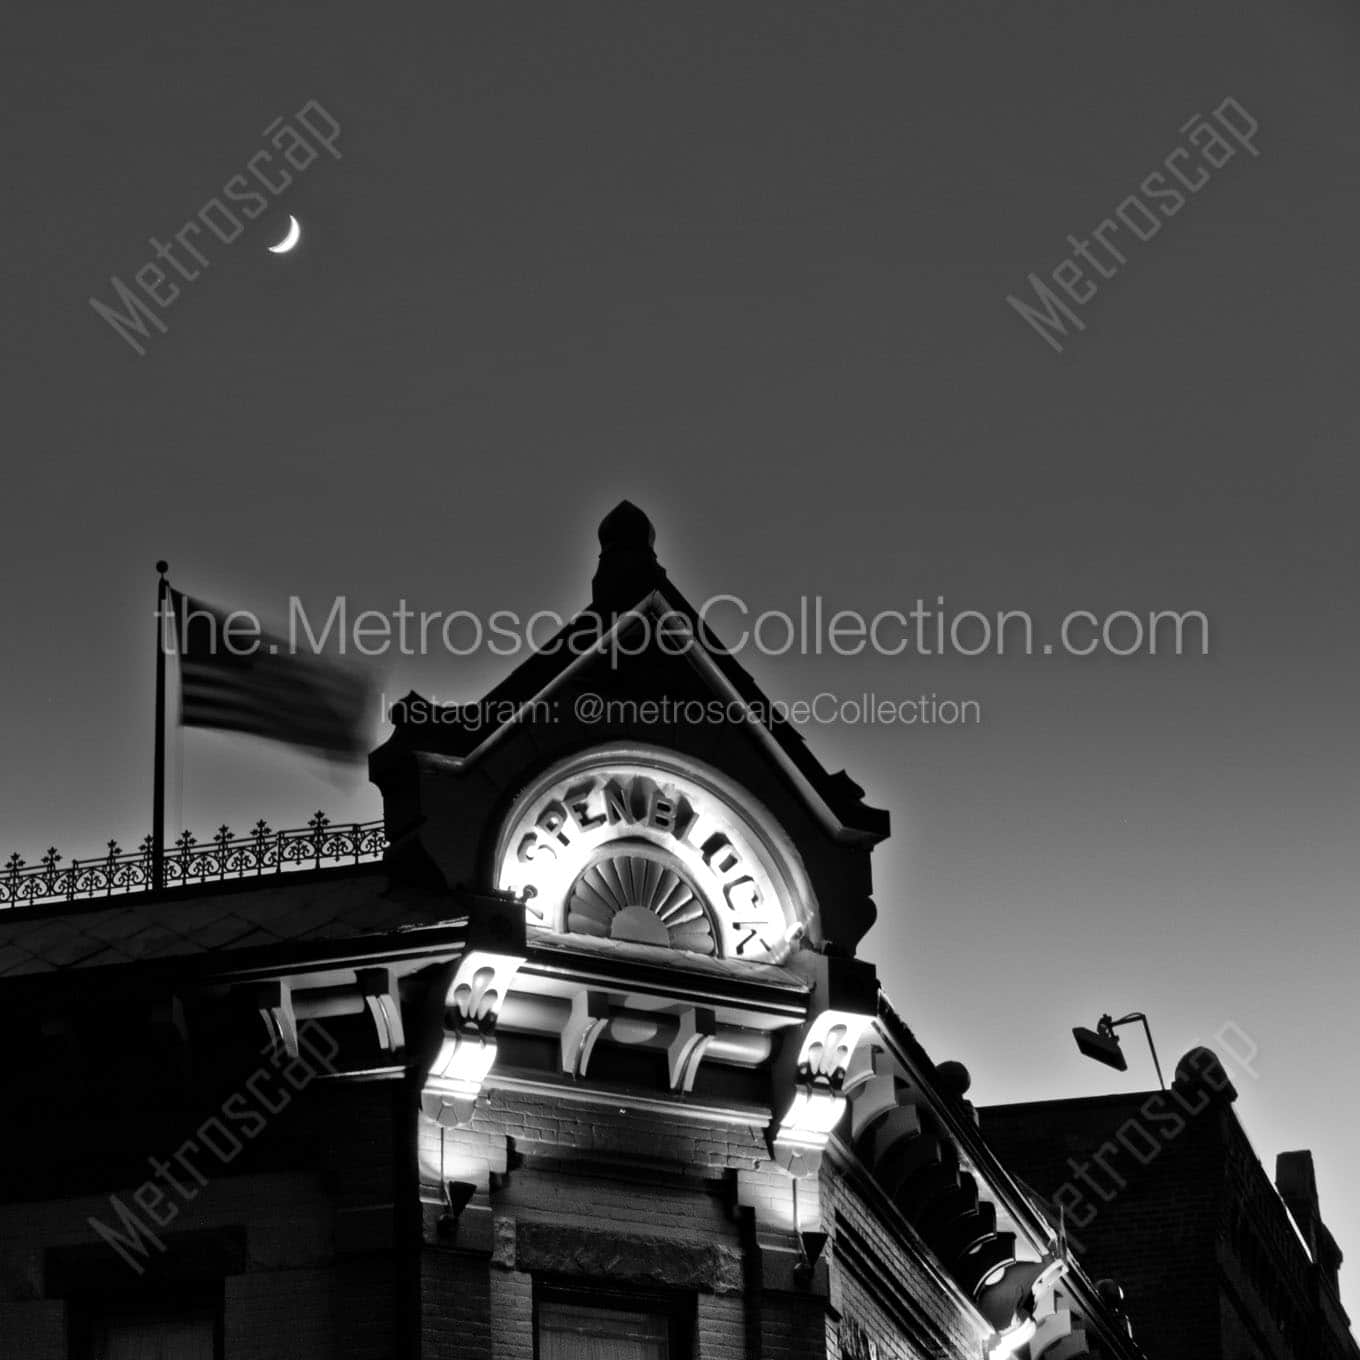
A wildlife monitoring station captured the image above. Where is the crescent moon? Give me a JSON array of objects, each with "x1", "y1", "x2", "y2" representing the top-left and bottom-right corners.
[{"x1": 268, "y1": 215, "x2": 301, "y2": 254}]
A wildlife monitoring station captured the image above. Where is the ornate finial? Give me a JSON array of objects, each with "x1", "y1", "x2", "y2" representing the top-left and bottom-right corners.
[
  {"x1": 936, "y1": 1060, "x2": 973, "y2": 1099},
  {"x1": 1173, "y1": 1046, "x2": 1237, "y2": 1104},
  {"x1": 591, "y1": 501, "x2": 662, "y2": 614},
  {"x1": 156, "y1": 560, "x2": 169, "y2": 575},
  {"x1": 597, "y1": 500, "x2": 656, "y2": 552}
]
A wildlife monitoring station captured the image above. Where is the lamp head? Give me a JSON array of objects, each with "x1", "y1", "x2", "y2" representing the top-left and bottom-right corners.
[{"x1": 1073, "y1": 1016, "x2": 1128, "y2": 1072}]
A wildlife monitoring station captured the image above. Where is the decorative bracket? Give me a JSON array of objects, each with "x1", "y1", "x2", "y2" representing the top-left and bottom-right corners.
[
  {"x1": 357, "y1": 966, "x2": 405, "y2": 1053},
  {"x1": 981, "y1": 1255, "x2": 1068, "y2": 1357},
  {"x1": 255, "y1": 979, "x2": 299, "y2": 1059},
  {"x1": 560, "y1": 989, "x2": 610, "y2": 1079},
  {"x1": 980, "y1": 1253, "x2": 1066, "y2": 1325},
  {"x1": 667, "y1": 1006, "x2": 716, "y2": 1093},
  {"x1": 422, "y1": 949, "x2": 524, "y2": 1127},
  {"x1": 769, "y1": 1009, "x2": 875, "y2": 1176},
  {"x1": 846, "y1": 1047, "x2": 909, "y2": 1141},
  {"x1": 1027, "y1": 1308, "x2": 1079, "y2": 1359}
]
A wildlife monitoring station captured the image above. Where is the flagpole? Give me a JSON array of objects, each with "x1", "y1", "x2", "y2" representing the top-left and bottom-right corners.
[{"x1": 152, "y1": 560, "x2": 169, "y2": 895}]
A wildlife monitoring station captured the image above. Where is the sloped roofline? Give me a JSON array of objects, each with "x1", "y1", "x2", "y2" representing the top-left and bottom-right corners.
[{"x1": 383, "y1": 582, "x2": 888, "y2": 845}]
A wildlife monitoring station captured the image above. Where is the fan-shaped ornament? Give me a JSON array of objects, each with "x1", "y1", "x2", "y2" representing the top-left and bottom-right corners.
[{"x1": 566, "y1": 844, "x2": 716, "y2": 956}]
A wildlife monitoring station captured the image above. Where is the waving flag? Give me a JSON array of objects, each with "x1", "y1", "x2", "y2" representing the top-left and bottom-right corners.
[{"x1": 168, "y1": 588, "x2": 371, "y2": 758}]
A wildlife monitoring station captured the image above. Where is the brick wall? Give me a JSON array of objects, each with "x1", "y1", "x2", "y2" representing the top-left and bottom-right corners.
[
  {"x1": 490, "y1": 1262, "x2": 534, "y2": 1360},
  {"x1": 0, "y1": 1299, "x2": 66, "y2": 1358},
  {"x1": 983, "y1": 1093, "x2": 1240, "y2": 1360},
  {"x1": 224, "y1": 1267, "x2": 337, "y2": 1357},
  {"x1": 469, "y1": 1087, "x2": 770, "y2": 1172},
  {"x1": 0, "y1": 1072, "x2": 400, "y2": 1360},
  {"x1": 697, "y1": 1293, "x2": 750, "y2": 1360},
  {"x1": 2, "y1": 1037, "x2": 1000, "y2": 1360},
  {"x1": 420, "y1": 1083, "x2": 806, "y2": 1359},
  {"x1": 984, "y1": 1091, "x2": 1360, "y2": 1360},
  {"x1": 420, "y1": 1251, "x2": 492, "y2": 1360},
  {"x1": 820, "y1": 1147, "x2": 983, "y2": 1360},
  {"x1": 410, "y1": 1082, "x2": 1002, "y2": 1360}
]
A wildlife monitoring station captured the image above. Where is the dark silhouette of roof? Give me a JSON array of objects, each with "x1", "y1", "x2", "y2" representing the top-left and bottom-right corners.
[{"x1": 377, "y1": 500, "x2": 888, "y2": 841}]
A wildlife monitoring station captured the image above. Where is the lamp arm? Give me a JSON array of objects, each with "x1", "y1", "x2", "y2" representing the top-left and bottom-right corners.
[{"x1": 1109, "y1": 1011, "x2": 1166, "y2": 1090}]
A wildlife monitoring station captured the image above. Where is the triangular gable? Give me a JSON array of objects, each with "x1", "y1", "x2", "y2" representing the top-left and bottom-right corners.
[
  {"x1": 376, "y1": 503, "x2": 887, "y2": 845},
  {"x1": 370, "y1": 502, "x2": 888, "y2": 957}
]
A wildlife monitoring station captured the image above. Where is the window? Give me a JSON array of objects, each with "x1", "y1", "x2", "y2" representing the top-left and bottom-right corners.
[
  {"x1": 72, "y1": 1292, "x2": 219, "y2": 1360},
  {"x1": 46, "y1": 1229, "x2": 233, "y2": 1360},
  {"x1": 534, "y1": 1285, "x2": 691, "y2": 1360},
  {"x1": 537, "y1": 1301, "x2": 669, "y2": 1360},
  {"x1": 87, "y1": 1305, "x2": 215, "y2": 1360}
]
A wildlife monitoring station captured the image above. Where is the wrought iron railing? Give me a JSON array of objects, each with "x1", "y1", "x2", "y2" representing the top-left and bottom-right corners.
[{"x1": 0, "y1": 812, "x2": 387, "y2": 909}]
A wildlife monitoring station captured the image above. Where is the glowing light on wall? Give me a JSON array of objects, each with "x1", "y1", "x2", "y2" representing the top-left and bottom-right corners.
[{"x1": 987, "y1": 1318, "x2": 1036, "y2": 1360}]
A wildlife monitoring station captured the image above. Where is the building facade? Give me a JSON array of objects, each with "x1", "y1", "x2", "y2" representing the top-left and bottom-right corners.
[
  {"x1": 0, "y1": 504, "x2": 1145, "y2": 1360},
  {"x1": 983, "y1": 1052, "x2": 1360, "y2": 1360}
]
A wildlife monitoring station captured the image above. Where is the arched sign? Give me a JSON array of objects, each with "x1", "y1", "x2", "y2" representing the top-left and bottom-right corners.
[{"x1": 494, "y1": 746, "x2": 814, "y2": 963}]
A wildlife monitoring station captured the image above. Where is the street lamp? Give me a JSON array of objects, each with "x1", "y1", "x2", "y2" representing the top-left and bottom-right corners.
[{"x1": 1072, "y1": 1012, "x2": 1166, "y2": 1089}]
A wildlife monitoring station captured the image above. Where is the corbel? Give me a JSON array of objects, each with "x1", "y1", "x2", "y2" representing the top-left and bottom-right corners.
[{"x1": 423, "y1": 949, "x2": 524, "y2": 1127}]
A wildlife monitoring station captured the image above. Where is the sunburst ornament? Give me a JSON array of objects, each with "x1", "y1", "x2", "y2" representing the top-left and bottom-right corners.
[{"x1": 566, "y1": 844, "x2": 716, "y2": 955}]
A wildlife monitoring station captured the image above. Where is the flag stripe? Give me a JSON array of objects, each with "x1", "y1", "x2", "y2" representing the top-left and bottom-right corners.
[{"x1": 171, "y1": 590, "x2": 371, "y2": 756}]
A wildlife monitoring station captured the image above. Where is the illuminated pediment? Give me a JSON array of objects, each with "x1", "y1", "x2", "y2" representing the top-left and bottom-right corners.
[
  {"x1": 372, "y1": 502, "x2": 888, "y2": 956},
  {"x1": 495, "y1": 745, "x2": 816, "y2": 964}
]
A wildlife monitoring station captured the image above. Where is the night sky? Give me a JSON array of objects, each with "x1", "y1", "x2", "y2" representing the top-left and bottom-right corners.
[{"x1": 6, "y1": 0, "x2": 1360, "y2": 1315}]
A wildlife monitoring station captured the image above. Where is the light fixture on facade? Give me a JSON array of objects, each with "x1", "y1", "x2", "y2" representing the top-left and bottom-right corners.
[
  {"x1": 977, "y1": 1253, "x2": 1067, "y2": 1346},
  {"x1": 1072, "y1": 1011, "x2": 1166, "y2": 1089},
  {"x1": 986, "y1": 1317, "x2": 1036, "y2": 1360},
  {"x1": 437, "y1": 1179, "x2": 477, "y2": 1238}
]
